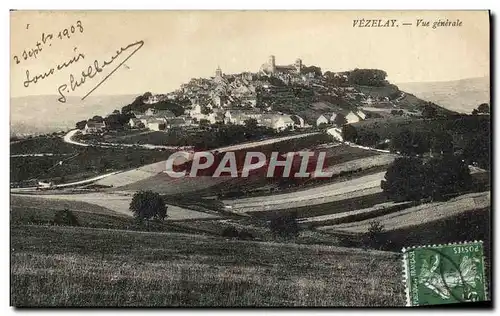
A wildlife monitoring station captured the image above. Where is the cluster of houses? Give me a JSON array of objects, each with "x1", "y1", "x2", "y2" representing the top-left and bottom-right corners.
[
  {"x1": 129, "y1": 108, "x2": 192, "y2": 131},
  {"x1": 125, "y1": 106, "x2": 297, "y2": 132},
  {"x1": 316, "y1": 109, "x2": 366, "y2": 126}
]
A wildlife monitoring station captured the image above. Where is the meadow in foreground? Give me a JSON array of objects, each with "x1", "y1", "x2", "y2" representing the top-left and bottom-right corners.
[{"x1": 11, "y1": 225, "x2": 405, "y2": 307}]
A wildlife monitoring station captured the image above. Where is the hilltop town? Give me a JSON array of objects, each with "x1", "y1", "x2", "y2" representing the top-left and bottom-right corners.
[{"x1": 74, "y1": 55, "x2": 448, "y2": 137}]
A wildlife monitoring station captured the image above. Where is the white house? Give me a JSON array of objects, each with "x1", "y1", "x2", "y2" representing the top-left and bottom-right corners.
[
  {"x1": 261, "y1": 114, "x2": 295, "y2": 131},
  {"x1": 224, "y1": 109, "x2": 263, "y2": 125},
  {"x1": 316, "y1": 113, "x2": 342, "y2": 126},
  {"x1": 346, "y1": 111, "x2": 363, "y2": 124},
  {"x1": 129, "y1": 118, "x2": 144, "y2": 128},
  {"x1": 316, "y1": 115, "x2": 330, "y2": 126},
  {"x1": 147, "y1": 120, "x2": 166, "y2": 131},
  {"x1": 272, "y1": 115, "x2": 295, "y2": 131},
  {"x1": 84, "y1": 121, "x2": 106, "y2": 134},
  {"x1": 139, "y1": 116, "x2": 155, "y2": 126}
]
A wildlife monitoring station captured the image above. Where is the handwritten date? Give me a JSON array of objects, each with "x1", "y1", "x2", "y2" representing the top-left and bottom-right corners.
[{"x1": 12, "y1": 20, "x2": 84, "y2": 66}]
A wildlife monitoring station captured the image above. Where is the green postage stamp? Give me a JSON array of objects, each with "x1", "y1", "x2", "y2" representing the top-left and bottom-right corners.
[{"x1": 402, "y1": 241, "x2": 488, "y2": 306}]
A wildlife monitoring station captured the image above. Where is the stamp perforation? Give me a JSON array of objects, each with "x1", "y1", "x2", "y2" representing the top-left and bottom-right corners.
[{"x1": 402, "y1": 240, "x2": 487, "y2": 307}]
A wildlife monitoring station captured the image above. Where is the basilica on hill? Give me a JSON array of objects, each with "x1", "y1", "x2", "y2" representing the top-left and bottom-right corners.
[{"x1": 259, "y1": 55, "x2": 303, "y2": 75}]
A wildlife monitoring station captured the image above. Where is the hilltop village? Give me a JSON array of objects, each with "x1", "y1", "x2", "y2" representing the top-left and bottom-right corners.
[{"x1": 77, "y1": 55, "x2": 441, "y2": 137}]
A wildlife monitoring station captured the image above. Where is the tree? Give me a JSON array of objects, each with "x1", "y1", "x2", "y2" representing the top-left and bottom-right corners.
[
  {"x1": 421, "y1": 103, "x2": 438, "y2": 118},
  {"x1": 477, "y1": 103, "x2": 490, "y2": 114},
  {"x1": 333, "y1": 114, "x2": 347, "y2": 126},
  {"x1": 244, "y1": 118, "x2": 258, "y2": 129},
  {"x1": 199, "y1": 119, "x2": 211, "y2": 127},
  {"x1": 76, "y1": 120, "x2": 87, "y2": 130},
  {"x1": 302, "y1": 65, "x2": 322, "y2": 77},
  {"x1": 463, "y1": 131, "x2": 490, "y2": 170},
  {"x1": 269, "y1": 212, "x2": 300, "y2": 239},
  {"x1": 129, "y1": 190, "x2": 168, "y2": 221},
  {"x1": 155, "y1": 100, "x2": 185, "y2": 116},
  {"x1": 357, "y1": 131, "x2": 380, "y2": 147},
  {"x1": 422, "y1": 156, "x2": 472, "y2": 200},
  {"x1": 381, "y1": 157, "x2": 425, "y2": 202},
  {"x1": 390, "y1": 129, "x2": 429, "y2": 156},
  {"x1": 52, "y1": 209, "x2": 80, "y2": 226},
  {"x1": 430, "y1": 132, "x2": 454, "y2": 156},
  {"x1": 112, "y1": 109, "x2": 120, "y2": 115},
  {"x1": 341, "y1": 124, "x2": 358, "y2": 142},
  {"x1": 91, "y1": 115, "x2": 104, "y2": 123}
]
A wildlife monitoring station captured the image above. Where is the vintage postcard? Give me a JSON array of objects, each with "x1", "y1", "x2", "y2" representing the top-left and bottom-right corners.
[{"x1": 10, "y1": 10, "x2": 491, "y2": 307}]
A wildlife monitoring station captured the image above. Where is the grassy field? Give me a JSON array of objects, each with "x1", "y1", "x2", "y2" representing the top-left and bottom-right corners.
[
  {"x1": 246, "y1": 192, "x2": 387, "y2": 220},
  {"x1": 10, "y1": 137, "x2": 77, "y2": 155},
  {"x1": 10, "y1": 197, "x2": 223, "y2": 236},
  {"x1": 324, "y1": 191, "x2": 491, "y2": 234},
  {"x1": 11, "y1": 225, "x2": 405, "y2": 307},
  {"x1": 10, "y1": 145, "x2": 173, "y2": 184}
]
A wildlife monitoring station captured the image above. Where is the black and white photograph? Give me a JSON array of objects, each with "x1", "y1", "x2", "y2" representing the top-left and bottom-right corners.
[{"x1": 9, "y1": 9, "x2": 491, "y2": 307}]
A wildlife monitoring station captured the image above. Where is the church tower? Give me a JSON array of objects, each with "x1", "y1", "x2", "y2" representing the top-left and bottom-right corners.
[
  {"x1": 268, "y1": 55, "x2": 276, "y2": 73},
  {"x1": 294, "y1": 58, "x2": 303, "y2": 73},
  {"x1": 215, "y1": 65, "x2": 223, "y2": 78}
]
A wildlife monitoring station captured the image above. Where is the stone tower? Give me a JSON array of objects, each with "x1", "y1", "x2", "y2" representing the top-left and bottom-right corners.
[
  {"x1": 294, "y1": 58, "x2": 303, "y2": 73},
  {"x1": 268, "y1": 55, "x2": 276, "y2": 73},
  {"x1": 215, "y1": 65, "x2": 223, "y2": 77}
]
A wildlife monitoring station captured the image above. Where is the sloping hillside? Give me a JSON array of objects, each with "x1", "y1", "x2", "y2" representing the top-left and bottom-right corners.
[
  {"x1": 397, "y1": 76, "x2": 490, "y2": 114},
  {"x1": 11, "y1": 224, "x2": 405, "y2": 306}
]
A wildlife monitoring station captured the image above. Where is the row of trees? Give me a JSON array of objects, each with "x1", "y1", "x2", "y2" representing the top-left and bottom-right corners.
[
  {"x1": 121, "y1": 92, "x2": 189, "y2": 116},
  {"x1": 347, "y1": 68, "x2": 388, "y2": 87}
]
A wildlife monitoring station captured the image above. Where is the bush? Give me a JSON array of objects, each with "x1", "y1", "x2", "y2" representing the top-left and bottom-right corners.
[
  {"x1": 237, "y1": 229, "x2": 255, "y2": 240},
  {"x1": 221, "y1": 226, "x2": 239, "y2": 238},
  {"x1": 381, "y1": 157, "x2": 425, "y2": 202},
  {"x1": 52, "y1": 209, "x2": 80, "y2": 226},
  {"x1": 129, "y1": 190, "x2": 168, "y2": 221},
  {"x1": 390, "y1": 129, "x2": 430, "y2": 156},
  {"x1": 365, "y1": 220, "x2": 386, "y2": 249},
  {"x1": 269, "y1": 212, "x2": 300, "y2": 239}
]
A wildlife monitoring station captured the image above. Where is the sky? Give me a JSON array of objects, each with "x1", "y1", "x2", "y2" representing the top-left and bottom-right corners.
[{"x1": 10, "y1": 10, "x2": 490, "y2": 98}]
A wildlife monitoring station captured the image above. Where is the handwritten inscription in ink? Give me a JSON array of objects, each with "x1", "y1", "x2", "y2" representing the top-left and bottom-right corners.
[{"x1": 14, "y1": 19, "x2": 144, "y2": 103}]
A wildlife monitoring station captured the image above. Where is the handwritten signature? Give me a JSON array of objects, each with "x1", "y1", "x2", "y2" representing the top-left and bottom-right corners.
[{"x1": 57, "y1": 40, "x2": 144, "y2": 103}]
